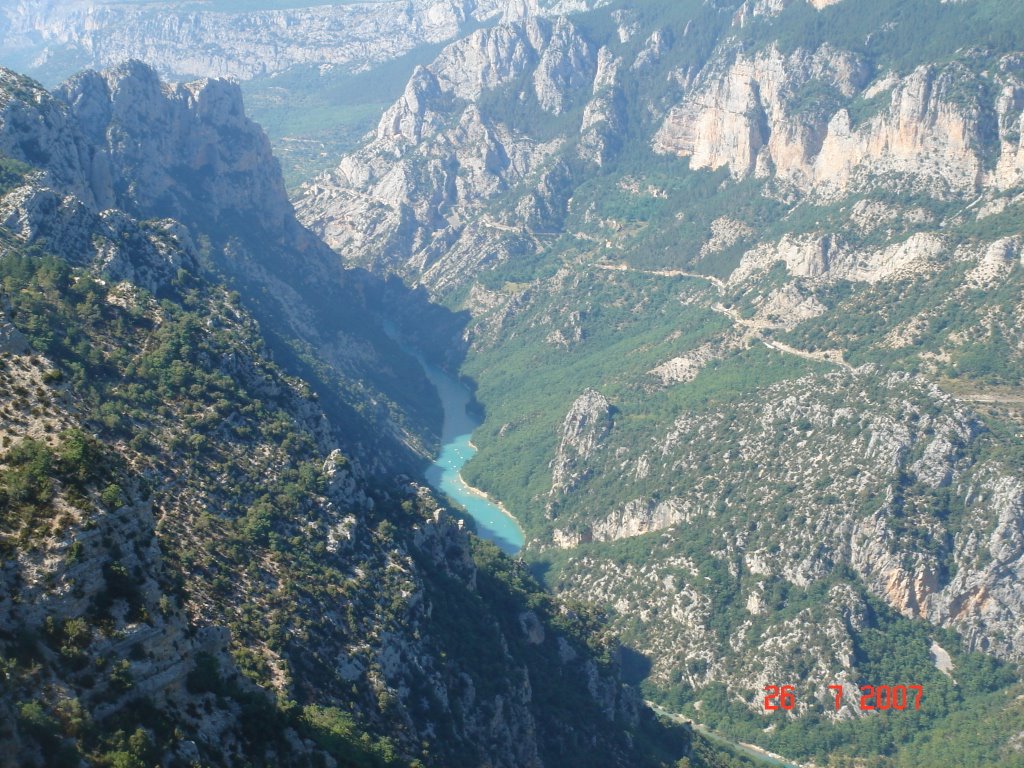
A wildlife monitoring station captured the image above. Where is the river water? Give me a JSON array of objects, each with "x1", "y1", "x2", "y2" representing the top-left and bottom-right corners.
[{"x1": 420, "y1": 361, "x2": 525, "y2": 555}]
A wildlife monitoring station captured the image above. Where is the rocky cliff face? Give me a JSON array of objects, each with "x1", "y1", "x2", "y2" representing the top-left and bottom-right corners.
[
  {"x1": 728, "y1": 230, "x2": 947, "y2": 285},
  {"x1": 295, "y1": 4, "x2": 597, "y2": 293},
  {"x1": 0, "y1": 69, "x2": 100, "y2": 206},
  {"x1": 654, "y1": 49, "x2": 1018, "y2": 199},
  {"x1": 57, "y1": 61, "x2": 289, "y2": 229},
  {"x1": 547, "y1": 388, "x2": 613, "y2": 516},
  {"x1": 653, "y1": 43, "x2": 870, "y2": 184},
  {"x1": 0, "y1": 59, "x2": 295, "y2": 255}
]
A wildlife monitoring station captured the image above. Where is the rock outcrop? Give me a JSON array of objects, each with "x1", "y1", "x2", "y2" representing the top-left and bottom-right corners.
[
  {"x1": 58, "y1": 62, "x2": 291, "y2": 231},
  {"x1": 547, "y1": 389, "x2": 613, "y2": 515},
  {"x1": 654, "y1": 44, "x2": 870, "y2": 184},
  {"x1": 579, "y1": 46, "x2": 625, "y2": 165},
  {"x1": 1, "y1": 59, "x2": 448, "y2": 470},
  {"x1": 729, "y1": 231, "x2": 947, "y2": 285}
]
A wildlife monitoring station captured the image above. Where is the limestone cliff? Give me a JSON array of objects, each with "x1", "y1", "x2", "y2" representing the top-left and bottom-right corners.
[
  {"x1": 296, "y1": 6, "x2": 597, "y2": 293},
  {"x1": 548, "y1": 388, "x2": 613, "y2": 516},
  {"x1": 654, "y1": 47, "x2": 1021, "y2": 199}
]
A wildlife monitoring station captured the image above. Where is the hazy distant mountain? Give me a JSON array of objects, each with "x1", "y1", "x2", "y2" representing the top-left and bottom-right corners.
[{"x1": 0, "y1": 0, "x2": 506, "y2": 82}]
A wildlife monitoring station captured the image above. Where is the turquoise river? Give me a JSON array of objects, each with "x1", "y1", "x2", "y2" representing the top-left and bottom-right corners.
[{"x1": 420, "y1": 361, "x2": 525, "y2": 555}]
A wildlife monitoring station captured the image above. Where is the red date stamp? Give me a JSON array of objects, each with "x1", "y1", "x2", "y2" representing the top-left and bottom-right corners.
[{"x1": 764, "y1": 684, "x2": 923, "y2": 712}]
